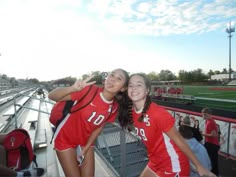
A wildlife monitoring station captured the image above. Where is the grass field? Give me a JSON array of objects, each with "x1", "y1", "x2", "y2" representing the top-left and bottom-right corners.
[
  {"x1": 182, "y1": 85, "x2": 236, "y2": 111},
  {"x1": 183, "y1": 85, "x2": 236, "y2": 100}
]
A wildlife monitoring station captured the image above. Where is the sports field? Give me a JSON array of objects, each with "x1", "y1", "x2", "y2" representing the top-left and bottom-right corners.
[{"x1": 182, "y1": 85, "x2": 236, "y2": 111}]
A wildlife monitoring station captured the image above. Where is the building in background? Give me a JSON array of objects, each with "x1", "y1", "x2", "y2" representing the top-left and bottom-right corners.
[{"x1": 211, "y1": 72, "x2": 236, "y2": 81}]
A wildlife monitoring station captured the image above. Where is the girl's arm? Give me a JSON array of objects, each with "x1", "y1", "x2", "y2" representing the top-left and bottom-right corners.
[
  {"x1": 48, "y1": 86, "x2": 76, "y2": 102},
  {"x1": 48, "y1": 76, "x2": 96, "y2": 102},
  {"x1": 82, "y1": 125, "x2": 105, "y2": 154},
  {"x1": 166, "y1": 126, "x2": 216, "y2": 177}
]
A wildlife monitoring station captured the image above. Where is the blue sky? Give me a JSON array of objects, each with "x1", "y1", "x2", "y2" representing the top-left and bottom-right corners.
[{"x1": 0, "y1": 0, "x2": 236, "y2": 81}]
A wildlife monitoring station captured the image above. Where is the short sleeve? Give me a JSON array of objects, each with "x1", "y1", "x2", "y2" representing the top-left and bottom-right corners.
[{"x1": 156, "y1": 107, "x2": 175, "y2": 133}]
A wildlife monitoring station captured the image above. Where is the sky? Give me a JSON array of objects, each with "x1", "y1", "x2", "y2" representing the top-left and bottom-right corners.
[{"x1": 0, "y1": 0, "x2": 236, "y2": 81}]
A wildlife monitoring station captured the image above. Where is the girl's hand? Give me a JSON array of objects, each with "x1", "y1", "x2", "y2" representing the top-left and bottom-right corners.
[
  {"x1": 81, "y1": 145, "x2": 90, "y2": 156},
  {"x1": 72, "y1": 75, "x2": 96, "y2": 91}
]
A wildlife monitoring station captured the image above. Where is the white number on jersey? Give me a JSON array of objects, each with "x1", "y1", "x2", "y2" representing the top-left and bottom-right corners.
[
  {"x1": 87, "y1": 112, "x2": 105, "y2": 125},
  {"x1": 135, "y1": 127, "x2": 148, "y2": 141}
]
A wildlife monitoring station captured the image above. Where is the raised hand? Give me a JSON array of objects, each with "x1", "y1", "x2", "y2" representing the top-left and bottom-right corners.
[{"x1": 72, "y1": 75, "x2": 96, "y2": 91}]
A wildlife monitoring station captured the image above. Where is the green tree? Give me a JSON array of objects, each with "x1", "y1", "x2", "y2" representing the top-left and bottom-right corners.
[
  {"x1": 178, "y1": 69, "x2": 207, "y2": 83},
  {"x1": 146, "y1": 71, "x2": 159, "y2": 81},
  {"x1": 214, "y1": 70, "x2": 220, "y2": 74},
  {"x1": 159, "y1": 70, "x2": 176, "y2": 81},
  {"x1": 82, "y1": 71, "x2": 103, "y2": 85},
  {"x1": 207, "y1": 70, "x2": 214, "y2": 79},
  {"x1": 222, "y1": 68, "x2": 227, "y2": 74}
]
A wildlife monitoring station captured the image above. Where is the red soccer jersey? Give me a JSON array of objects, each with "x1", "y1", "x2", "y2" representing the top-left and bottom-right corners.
[
  {"x1": 205, "y1": 119, "x2": 219, "y2": 145},
  {"x1": 54, "y1": 85, "x2": 118, "y2": 150},
  {"x1": 132, "y1": 103, "x2": 189, "y2": 176}
]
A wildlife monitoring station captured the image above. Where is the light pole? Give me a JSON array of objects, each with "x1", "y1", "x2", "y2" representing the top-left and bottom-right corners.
[{"x1": 226, "y1": 22, "x2": 235, "y2": 81}]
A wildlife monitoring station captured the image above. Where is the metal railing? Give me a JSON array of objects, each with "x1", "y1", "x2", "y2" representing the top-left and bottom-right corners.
[{"x1": 95, "y1": 123, "x2": 148, "y2": 177}]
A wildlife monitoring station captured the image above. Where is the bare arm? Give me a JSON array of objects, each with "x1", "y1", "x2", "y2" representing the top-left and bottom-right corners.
[
  {"x1": 166, "y1": 126, "x2": 216, "y2": 177},
  {"x1": 82, "y1": 125, "x2": 104, "y2": 154},
  {"x1": 48, "y1": 75, "x2": 96, "y2": 102},
  {"x1": 48, "y1": 86, "x2": 76, "y2": 102}
]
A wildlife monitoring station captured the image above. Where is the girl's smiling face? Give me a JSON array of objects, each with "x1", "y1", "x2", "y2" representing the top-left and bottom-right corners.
[{"x1": 128, "y1": 75, "x2": 149, "y2": 104}]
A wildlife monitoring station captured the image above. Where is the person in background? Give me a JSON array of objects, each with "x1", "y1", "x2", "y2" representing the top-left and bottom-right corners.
[
  {"x1": 201, "y1": 107, "x2": 220, "y2": 176},
  {"x1": 181, "y1": 117, "x2": 203, "y2": 143},
  {"x1": 48, "y1": 68, "x2": 130, "y2": 177},
  {"x1": 123, "y1": 73, "x2": 216, "y2": 177},
  {"x1": 191, "y1": 119, "x2": 203, "y2": 143},
  {"x1": 194, "y1": 119, "x2": 200, "y2": 129},
  {"x1": 177, "y1": 115, "x2": 183, "y2": 128},
  {"x1": 186, "y1": 118, "x2": 203, "y2": 143},
  {"x1": 179, "y1": 116, "x2": 211, "y2": 177}
]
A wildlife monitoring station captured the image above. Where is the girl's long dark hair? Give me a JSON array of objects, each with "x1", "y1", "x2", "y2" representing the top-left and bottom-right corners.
[
  {"x1": 138, "y1": 94, "x2": 152, "y2": 122},
  {"x1": 113, "y1": 69, "x2": 133, "y2": 131},
  {"x1": 116, "y1": 91, "x2": 133, "y2": 131}
]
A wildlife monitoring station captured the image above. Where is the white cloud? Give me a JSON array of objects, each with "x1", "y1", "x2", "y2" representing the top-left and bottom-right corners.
[
  {"x1": 0, "y1": 0, "x2": 235, "y2": 81},
  {"x1": 86, "y1": 0, "x2": 236, "y2": 36}
]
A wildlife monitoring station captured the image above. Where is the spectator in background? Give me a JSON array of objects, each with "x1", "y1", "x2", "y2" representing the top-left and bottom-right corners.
[
  {"x1": 192, "y1": 119, "x2": 203, "y2": 143},
  {"x1": 194, "y1": 119, "x2": 200, "y2": 129},
  {"x1": 201, "y1": 107, "x2": 220, "y2": 176},
  {"x1": 181, "y1": 116, "x2": 203, "y2": 143},
  {"x1": 178, "y1": 116, "x2": 183, "y2": 127},
  {"x1": 37, "y1": 88, "x2": 45, "y2": 98},
  {"x1": 179, "y1": 116, "x2": 211, "y2": 177}
]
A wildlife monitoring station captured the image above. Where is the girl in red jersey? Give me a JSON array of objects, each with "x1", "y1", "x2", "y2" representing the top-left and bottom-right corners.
[
  {"x1": 48, "y1": 68, "x2": 130, "y2": 177},
  {"x1": 126, "y1": 73, "x2": 216, "y2": 177}
]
